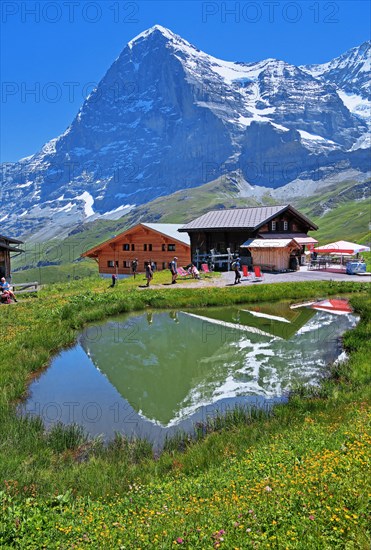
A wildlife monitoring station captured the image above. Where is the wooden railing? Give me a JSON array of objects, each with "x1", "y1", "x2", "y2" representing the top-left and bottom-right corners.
[{"x1": 12, "y1": 282, "x2": 39, "y2": 294}]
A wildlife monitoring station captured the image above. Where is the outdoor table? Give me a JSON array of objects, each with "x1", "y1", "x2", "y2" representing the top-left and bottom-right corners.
[{"x1": 308, "y1": 259, "x2": 328, "y2": 270}]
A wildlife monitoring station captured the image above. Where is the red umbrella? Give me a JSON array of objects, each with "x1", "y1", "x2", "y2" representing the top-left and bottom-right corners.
[
  {"x1": 313, "y1": 240, "x2": 370, "y2": 254},
  {"x1": 311, "y1": 299, "x2": 353, "y2": 315}
]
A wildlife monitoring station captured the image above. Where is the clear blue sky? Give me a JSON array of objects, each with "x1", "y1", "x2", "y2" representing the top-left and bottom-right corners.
[{"x1": 1, "y1": 0, "x2": 370, "y2": 162}]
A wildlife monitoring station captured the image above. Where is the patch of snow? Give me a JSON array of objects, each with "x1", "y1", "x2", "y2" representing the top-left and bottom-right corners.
[
  {"x1": 337, "y1": 91, "x2": 371, "y2": 123},
  {"x1": 19, "y1": 154, "x2": 34, "y2": 162},
  {"x1": 76, "y1": 191, "x2": 95, "y2": 217},
  {"x1": 128, "y1": 24, "x2": 177, "y2": 49},
  {"x1": 15, "y1": 181, "x2": 33, "y2": 189},
  {"x1": 270, "y1": 122, "x2": 289, "y2": 132},
  {"x1": 85, "y1": 204, "x2": 135, "y2": 222},
  {"x1": 349, "y1": 133, "x2": 371, "y2": 151},
  {"x1": 56, "y1": 202, "x2": 74, "y2": 213},
  {"x1": 40, "y1": 138, "x2": 58, "y2": 155},
  {"x1": 298, "y1": 130, "x2": 336, "y2": 143}
]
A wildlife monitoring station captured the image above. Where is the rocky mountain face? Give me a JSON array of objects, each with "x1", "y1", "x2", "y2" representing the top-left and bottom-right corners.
[
  {"x1": 1, "y1": 26, "x2": 370, "y2": 239},
  {"x1": 301, "y1": 42, "x2": 370, "y2": 100}
]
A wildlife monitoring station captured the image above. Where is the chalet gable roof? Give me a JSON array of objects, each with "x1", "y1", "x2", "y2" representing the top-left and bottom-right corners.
[
  {"x1": 82, "y1": 223, "x2": 190, "y2": 257},
  {"x1": 140, "y1": 223, "x2": 190, "y2": 245},
  {"x1": 179, "y1": 205, "x2": 317, "y2": 232}
]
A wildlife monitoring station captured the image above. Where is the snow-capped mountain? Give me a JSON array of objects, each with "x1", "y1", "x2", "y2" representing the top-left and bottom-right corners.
[
  {"x1": 1, "y1": 26, "x2": 370, "y2": 239},
  {"x1": 301, "y1": 41, "x2": 371, "y2": 130},
  {"x1": 302, "y1": 41, "x2": 370, "y2": 100}
]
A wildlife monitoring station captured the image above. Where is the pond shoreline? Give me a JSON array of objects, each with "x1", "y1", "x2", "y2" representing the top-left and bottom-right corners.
[{"x1": 1, "y1": 278, "x2": 370, "y2": 547}]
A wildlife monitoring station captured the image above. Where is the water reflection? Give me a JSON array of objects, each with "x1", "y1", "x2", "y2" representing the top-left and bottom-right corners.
[{"x1": 20, "y1": 301, "x2": 358, "y2": 447}]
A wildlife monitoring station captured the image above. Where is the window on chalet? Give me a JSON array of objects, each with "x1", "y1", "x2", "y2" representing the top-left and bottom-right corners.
[
  {"x1": 283, "y1": 221, "x2": 289, "y2": 231},
  {"x1": 271, "y1": 221, "x2": 277, "y2": 231},
  {"x1": 168, "y1": 244, "x2": 176, "y2": 251},
  {"x1": 123, "y1": 244, "x2": 130, "y2": 251},
  {"x1": 144, "y1": 244, "x2": 147, "y2": 251},
  {"x1": 162, "y1": 244, "x2": 166, "y2": 252},
  {"x1": 162, "y1": 262, "x2": 167, "y2": 269},
  {"x1": 131, "y1": 244, "x2": 135, "y2": 251},
  {"x1": 148, "y1": 244, "x2": 152, "y2": 251},
  {"x1": 123, "y1": 261, "x2": 130, "y2": 268},
  {"x1": 107, "y1": 260, "x2": 114, "y2": 268}
]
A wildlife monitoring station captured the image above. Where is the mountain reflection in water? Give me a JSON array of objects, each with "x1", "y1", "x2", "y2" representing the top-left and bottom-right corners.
[{"x1": 20, "y1": 301, "x2": 358, "y2": 446}]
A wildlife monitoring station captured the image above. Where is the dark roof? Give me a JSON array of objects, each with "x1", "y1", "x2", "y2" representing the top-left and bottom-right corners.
[
  {"x1": 0, "y1": 243, "x2": 24, "y2": 253},
  {"x1": 0, "y1": 234, "x2": 24, "y2": 244},
  {"x1": 179, "y1": 205, "x2": 317, "y2": 232}
]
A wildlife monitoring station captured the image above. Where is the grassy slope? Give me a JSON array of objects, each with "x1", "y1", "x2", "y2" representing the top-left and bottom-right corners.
[
  {"x1": 11, "y1": 177, "x2": 371, "y2": 284},
  {"x1": 0, "y1": 277, "x2": 370, "y2": 548},
  {"x1": 296, "y1": 179, "x2": 371, "y2": 244}
]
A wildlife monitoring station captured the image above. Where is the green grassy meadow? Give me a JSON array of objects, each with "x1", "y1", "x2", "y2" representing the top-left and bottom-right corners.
[{"x1": 0, "y1": 276, "x2": 370, "y2": 548}]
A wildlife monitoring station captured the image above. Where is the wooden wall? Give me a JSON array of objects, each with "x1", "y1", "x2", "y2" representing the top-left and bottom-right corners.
[
  {"x1": 0, "y1": 249, "x2": 10, "y2": 279},
  {"x1": 92, "y1": 225, "x2": 191, "y2": 275},
  {"x1": 249, "y1": 244, "x2": 298, "y2": 271}
]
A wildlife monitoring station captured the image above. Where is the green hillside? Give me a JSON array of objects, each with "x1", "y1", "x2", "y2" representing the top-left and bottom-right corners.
[
  {"x1": 11, "y1": 176, "x2": 370, "y2": 284},
  {"x1": 296, "y1": 179, "x2": 370, "y2": 244}
]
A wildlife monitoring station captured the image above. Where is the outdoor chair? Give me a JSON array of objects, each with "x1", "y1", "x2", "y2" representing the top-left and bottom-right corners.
[
  {"x1": 177, "y1": 267, "x2": 189, "y2": 277},
  {"x1": 201, "y1": 264, "x2": 210, "y2": 277},
  {"x1": 242, "y1": 265, "x2": 251, "y2": 280},
  {"x1": 253, "y1": 266, "x2": 264, "y2": 281}
]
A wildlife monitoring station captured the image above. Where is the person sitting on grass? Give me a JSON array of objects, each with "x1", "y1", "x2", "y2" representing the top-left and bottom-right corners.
[
  {"x1": 189, "y1": 264, "x2": 200, "y2": 279},
  {"x1": 0, "y1": 277, "x2": 17, "y2": 302},
  {"x1": 1, "y1": 290, "x2": 12, "y2": 304}
]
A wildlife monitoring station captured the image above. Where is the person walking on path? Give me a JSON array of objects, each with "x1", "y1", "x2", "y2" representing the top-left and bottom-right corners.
[
  {"x1": 170, "y1": 257, "x2": 178, "y2": 284},
  {"x1": 145, "y1": 260, "x2": 153, "y2": 287},
  {"x1": 111, "y1": 273, "x2": 118, "y2": 287},
  {"x1": 131, "y1": 258, "x2": 138, "y2": 279},
  {"x1": 232, "y1": 257, "x2": 242, "y2": 284}
]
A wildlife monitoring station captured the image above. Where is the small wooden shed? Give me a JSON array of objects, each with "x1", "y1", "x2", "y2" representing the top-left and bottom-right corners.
[
  {"x1": 241, "y1": 238, "x2": 301, "y2": 271},
  {"x1": 0, "y1": 234, "x2": 24, "y2": 280}
]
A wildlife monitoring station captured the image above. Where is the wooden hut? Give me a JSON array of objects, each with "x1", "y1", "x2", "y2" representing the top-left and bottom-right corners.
[
  {"x1": 0, "y1": 234, "x2": 24, "y2": 280},
  {"x1": 179, "y1": 204, "x2": 317, "y2": 270},
  {"x1": 82, "y1": 223, "x2": 191, "y2": 275},
  {"x1": 240, "y1": 238, "x2": 301, "y2": 271}
]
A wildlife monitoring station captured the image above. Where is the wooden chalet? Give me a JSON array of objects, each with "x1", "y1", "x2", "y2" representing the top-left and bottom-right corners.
[
  {"x1": 82, "y1": 223, "x2": 191, "y2": 275},
  {"x1": 179, "y1": 205, "x2": 318, "y2": 271},
  {"x1": 0, "y1": 234, "x2": 24, "y2": 280}
]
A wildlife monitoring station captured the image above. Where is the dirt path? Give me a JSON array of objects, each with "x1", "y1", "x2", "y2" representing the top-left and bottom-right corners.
[{"x1": 137, "y1": 267, "x2": 370, "y2": 290}]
